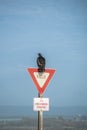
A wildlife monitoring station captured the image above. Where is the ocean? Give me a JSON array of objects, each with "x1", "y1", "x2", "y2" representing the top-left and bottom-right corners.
[{"x1": 0, "y1": 106, "x2": 87, "y2": 117}]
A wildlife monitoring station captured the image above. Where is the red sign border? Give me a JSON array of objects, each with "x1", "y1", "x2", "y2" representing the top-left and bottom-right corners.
[{"x1": 27, "y1": 68, "x2": 56, "y2": 95}]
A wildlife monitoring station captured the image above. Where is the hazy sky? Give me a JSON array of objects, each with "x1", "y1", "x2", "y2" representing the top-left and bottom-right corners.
[{"x1": 0, "y1": 0, "x2": 87, "y2": 107}]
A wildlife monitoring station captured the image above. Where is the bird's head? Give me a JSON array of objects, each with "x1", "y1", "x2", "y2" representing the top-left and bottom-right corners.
[{"x1": 38, "y1": 53, "x2": 42, "y2": 57}]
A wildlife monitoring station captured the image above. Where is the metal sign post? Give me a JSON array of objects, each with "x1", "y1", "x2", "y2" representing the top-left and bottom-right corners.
[
  {"x1": 27, "y1": 67, "x2": 55, "y2": 130},
  {"x1": 38, "y1": 93, "x2": 43, "y2": 130}
]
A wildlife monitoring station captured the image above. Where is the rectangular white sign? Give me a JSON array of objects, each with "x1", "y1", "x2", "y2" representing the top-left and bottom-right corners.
[{"x1": 33, "y1": 98, "x2": 49, "y2": 111}]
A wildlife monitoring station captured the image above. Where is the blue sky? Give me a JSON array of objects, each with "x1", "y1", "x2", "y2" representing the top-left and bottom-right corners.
[{"x1": 0, "y1": 0, "x2": 87, "y2": 107}]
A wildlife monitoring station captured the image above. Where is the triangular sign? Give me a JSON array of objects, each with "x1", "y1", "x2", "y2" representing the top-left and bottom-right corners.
[{"x1": 27, "y1": 68, "x2": 56, "y2": 95}]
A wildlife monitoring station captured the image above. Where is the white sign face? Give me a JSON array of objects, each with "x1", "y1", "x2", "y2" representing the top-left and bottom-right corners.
[
  {"x1": 33, "y1": 98, "x2": 49, "y2": 111},
  {"x1": 34, "y1": 72, "x2": 49, "y2": 88}
]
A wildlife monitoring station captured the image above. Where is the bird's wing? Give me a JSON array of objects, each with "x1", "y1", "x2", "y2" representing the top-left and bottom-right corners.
[{"x1": 37, "y1": 58, "x2": 43, "y2": 66}]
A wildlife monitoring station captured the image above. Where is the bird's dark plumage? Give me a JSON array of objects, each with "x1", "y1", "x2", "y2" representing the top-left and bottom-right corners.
[{"x1": 37, "y1": 53, "x2": 46, "y2": 72}]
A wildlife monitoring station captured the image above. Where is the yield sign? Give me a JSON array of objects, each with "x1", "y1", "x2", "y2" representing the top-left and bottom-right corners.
[{"x1": 27, "y1": 68, "x2": 56, "y2": 95}]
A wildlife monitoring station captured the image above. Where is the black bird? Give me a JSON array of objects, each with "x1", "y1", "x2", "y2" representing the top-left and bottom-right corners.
[{"x1": 37, "y1": 53, "x2": 46, "y2": 72}]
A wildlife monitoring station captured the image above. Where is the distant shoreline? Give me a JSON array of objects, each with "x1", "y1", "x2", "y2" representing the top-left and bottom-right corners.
[{"x1": 0, "y1": 116, "x2": 87, "y2": 130}]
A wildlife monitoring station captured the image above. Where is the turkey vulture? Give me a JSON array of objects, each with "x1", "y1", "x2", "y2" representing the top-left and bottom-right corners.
[{"x1": 37, "y1": 53, "x2": 46, "y2": 72}]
